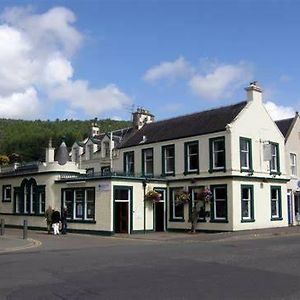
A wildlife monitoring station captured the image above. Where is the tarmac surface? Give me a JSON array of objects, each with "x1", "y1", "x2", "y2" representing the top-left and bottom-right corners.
[
  {"x1": 2, "y1": 225, "x2": 300, "y2": 253},
  {"x1": 2, "y1": 226, "x2": 300, "y2": 299}
]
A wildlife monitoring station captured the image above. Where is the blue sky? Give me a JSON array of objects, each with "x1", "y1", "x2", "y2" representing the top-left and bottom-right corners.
[{"x1": 0, "y1": 0, "x2": 298, "y2": 121}]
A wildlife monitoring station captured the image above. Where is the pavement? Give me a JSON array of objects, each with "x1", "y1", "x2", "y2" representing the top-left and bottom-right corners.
[{"x1": 2, "y1": 225, "x2": 300, "y2": 253}]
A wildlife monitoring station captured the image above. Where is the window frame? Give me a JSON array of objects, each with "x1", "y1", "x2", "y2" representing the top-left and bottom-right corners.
[
  {"x1": 240, "y1": 137, "x2": 253, "y2": 173},
  {"x1": 123, "y1": 151, "x2": 135, "y2": 175},
  {"x1": 209, "y1": 137, "x2": 226, "y2": 172},
  {"x1": 269, "y1": 142, "x2": 280, "y2": 175},
  {"x1": 184, "y1": 141, "x2": 199, "y2": 175},
  {"x1": 210, "y1": 184, "x2": 228, "y2": 223},
  {"x1": 142, "y1": 148, "x2": 154, "y2": 177},
  {"x1": 270, "y1": 186, "x2": 282, "y2": 221},
  {"x1": 189, "y1": 186, "x2": 206, "y2": 222},
  {"x1": 169, "y1": 187, "x2": 185, "y2": 222},
  {"x1": 241, "y1": 185, "x2": 255, "y2": 222},
  {"x1": 2, "y1": 184, "x2": 11, "y2": 202},
  {"x1": 290, "y1": 153, "x2": 297, "y2": 177},
  {"x1": 62, "y1": 187, "x2": 96, "y2": 222},
  {"x1": 162, "y1": 145, "x2": 175, "y2": 176}
]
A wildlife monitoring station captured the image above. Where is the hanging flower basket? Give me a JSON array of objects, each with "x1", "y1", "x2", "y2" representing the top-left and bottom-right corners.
[
  {"x1": 175, "y1": 190, "x2": 190, "y2": 206},
  {"x1": 145, "y1": 190, "x2": 161, "y2": 202},
  {"x1": 201, "y1": 187, "x2": 213, "y2": 203}
]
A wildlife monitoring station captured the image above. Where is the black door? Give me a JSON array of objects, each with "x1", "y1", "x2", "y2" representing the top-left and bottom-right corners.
[
  {"x1": 115, "y1": 202, "x2": 128, "y2": 233},
  {"x1": 155, "y1": 202, "x2": 164, "y2": 232}
]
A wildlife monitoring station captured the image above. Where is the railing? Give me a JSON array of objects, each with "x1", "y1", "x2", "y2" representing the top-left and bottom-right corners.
[
  {"x1": 59, "y1": 171, "x2": 166, "y2": 180},
  {"x1": 0, "y1": 161, "x2": 40, "y2": 175}
]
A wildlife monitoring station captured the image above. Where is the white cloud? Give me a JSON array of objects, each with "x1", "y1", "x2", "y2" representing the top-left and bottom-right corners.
[
  {"x1": 48, "y1": 81, "x2": 131, "y2": 115},
  {"x1": 264, "y1": 101, "x2": 295, "y2": 120},
  {"x1": 189, "y1": 63, "x2": 252, "y2": 100},
  {"x1": 0, "y1": 6, "x2": 131, "y2": 119},
  {"x1": 143, "y1": 56, "x2": 192, "y2": 83},
  {"x1": 0, "y1": 87, "x2": 40, "y2": 119}
]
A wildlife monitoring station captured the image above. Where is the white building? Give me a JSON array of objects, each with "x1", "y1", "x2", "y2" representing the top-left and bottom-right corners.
[
  {"x1": 276, "y1": 113, "x2": 300, "y2": 225},
  {"x1": 0, "y1": 82, "x2": 291, "y2": 234}
]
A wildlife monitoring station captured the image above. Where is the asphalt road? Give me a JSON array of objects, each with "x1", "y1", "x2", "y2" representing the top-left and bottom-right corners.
[{"x1": 1, "y1": 233, "x2": 300, "y2": 299}]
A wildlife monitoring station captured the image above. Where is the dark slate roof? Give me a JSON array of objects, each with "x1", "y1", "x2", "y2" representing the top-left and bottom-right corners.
[
  {"x1": 275, "y1": 117, "x2": 294, "y2": 138},
  {"x1": 119, "y1": 101, "x2": 247, "y2": 148}
]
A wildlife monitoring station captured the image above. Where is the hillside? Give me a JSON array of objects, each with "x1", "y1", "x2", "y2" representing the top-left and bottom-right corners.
[{"x1": 0, "y1": 118, "x2": 131, "y2": 162}]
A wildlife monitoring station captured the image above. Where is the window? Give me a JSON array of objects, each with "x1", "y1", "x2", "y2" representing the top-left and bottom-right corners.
[
  {"x1": 85, "y1": 189, "x2": 95, "y2": 220},
  {"x1": 104, "y1": 142, "x2": 110, "y2": 158},
  {"x1": 271, "y1": 186, "x2": 282, "y2": 220},
  {"x1": 209, "y1": 137, "x2": 225, "y2": 171},
  {"x1": 14, "y1": 179, "x2": 45, "y2": 215},
  {"x1": 2, "y1": 185, "x2": 11, "y2": 202},
  {"x1": 169, "y1": 188, "x2": 184, "y2": 221},
  {"x1": 184, "y1": 141, "x2": 199, "y2": 174},
  {"x1": 211, "y1": 185, "x2": 227, "y2": 222},
  {"x1": 74, "y1": 148, "x2": 79, "y2": 163},
  {"x1": 75, "y1": 190, "x2": 84, "y2": 219},
  {"x1": 189, "y1": 187, "x2": 205, "y2": 221},
  {"x1": 240, "y1": 137, "x2": 252, "y2": 171},
  {"x1": 290, "y1": 153, "x2": 297, "y2": 176},
  {"x1": 38, "y1": 188, "x2": 46, "y2": 214},
  {"x1": 162, "y1": 145, "x2": 175, "y2": 176},
  {"x1": 142, "y1": 148, "x2": 154, "y2": 176},
  {"x1": 241, "y1": 185, "x2": 254, "y2": 222},
  {"x1": 124, "y1": 151, "x2": 135, "y2": 175},
  {"x1": 62, "y1": 188, "x2": 96, "y2": 221},
  {"x1": 87, "y1": 144, "x2": 93, "y2": 160},
  {"x1": 270, "y1": 142, "x2": 280, "y2": 174},
  {"x1": 86, "y1": 168, "x2": 94, "y2": 176}
]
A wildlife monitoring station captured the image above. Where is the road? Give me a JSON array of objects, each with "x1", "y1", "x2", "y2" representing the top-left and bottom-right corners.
[{"x1": 1, "y1": 232, "x2": 300, "y2": 299}]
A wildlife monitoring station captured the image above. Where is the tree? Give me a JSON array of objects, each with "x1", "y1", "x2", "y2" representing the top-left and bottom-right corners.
[{"x1": 0, "y1": 155, "x2": 9, "y2": 166}]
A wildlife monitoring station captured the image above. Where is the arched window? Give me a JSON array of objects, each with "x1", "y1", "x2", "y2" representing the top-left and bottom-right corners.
[{"x1": 17, "y1": 178, "x2": 45, "y2": 215}]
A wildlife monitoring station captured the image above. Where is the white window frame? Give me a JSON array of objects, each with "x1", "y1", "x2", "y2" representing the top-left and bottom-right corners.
[
  {"x1": 143, "y1": 148, "x2": 153, "y2": 175},
  {"x1": 3, "y1": 185, "x2": 11, "y2": 202},
  {"x1": 270, "y1": 143, "x2": 278, "y2": 172},
  {"x1": 213, "y1": 187, "x2": 226, "y2": 220},
  {"x1": 271, "y1": 188, "x2": 280, "y2": 219},
  {"x1": 241, "y1": 187, "x2": 251, "y2": 220},
  {"x1": 124, "y1": 152, "x2": 134, "y2": 174},
  {"x1": 240, "y1": 139, "x2": 250, "y2": 170},
  {"x1": 84, "y1": 188, "x2": 95, "y2": 220},
  {"x1": 172, "y1": 189, "x2": 184, "y2": 220},
  {"x1": 290, "y1": 153, "x2": 297, "y2": 176},
  {"x1": 187, "y1": 143, "x2": 199, "y2": 172},
  {"x1": 212, "y1": 139, "x2": 225, "y2": 170},
  {"x1": 164, "y1": 146, "x2": 175, "y2": 174}
]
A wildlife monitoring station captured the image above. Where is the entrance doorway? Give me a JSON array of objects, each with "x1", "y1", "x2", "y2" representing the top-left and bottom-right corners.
[
  {"x1": 153, "y1": 188, "x2": 166, "y2": 232},
  {"x1": 115, "y1": 202, "x2": 128, "y2": 233},
  {"x1": 113, "y1": 186, "x2": 132, "y2": 234},
  {"x1": 294, "y1": 193, "x2": 300, "y2": 224},
  {"x1": 155, "y1": 202, "x2": 164, "y2": 231}
]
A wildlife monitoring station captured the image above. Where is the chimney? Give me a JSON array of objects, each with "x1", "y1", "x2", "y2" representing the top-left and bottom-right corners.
[
  {"x1": 245, "y1": 81, "x2": 262, "y2": 103},
  {"x1": 45, "y1": 138, "x2": 55, "y2": 163},
  {"x1": 90, "y1": 118, "x2": 100, "y2": 137},
  {"x1": 132, "y1": 107, "x2": 154, "y2": 130}
]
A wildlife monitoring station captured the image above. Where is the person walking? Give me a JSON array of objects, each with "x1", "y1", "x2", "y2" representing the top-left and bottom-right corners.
[
  {"x1": 45, "y1": 205, "x2": 53, "y2": 234},
  {"x1": 61, "y1": 207, "x2": 68, "y2": 235},
  {"x1": 51, "y1": 209, "x2": 61, "y2": 235}
]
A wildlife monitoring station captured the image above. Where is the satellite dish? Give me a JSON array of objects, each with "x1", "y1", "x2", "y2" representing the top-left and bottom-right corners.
[{"x1": 55, "y1": 141, "x2": 69, "y2": 165}]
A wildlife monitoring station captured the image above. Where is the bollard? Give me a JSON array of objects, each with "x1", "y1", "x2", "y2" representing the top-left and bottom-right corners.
[
  {"x1": 23, "y1": 220, "x2": 28, "y2": 240},
  {"x1": 0, "y1": 219, "x2": 4, "y2": 236}
]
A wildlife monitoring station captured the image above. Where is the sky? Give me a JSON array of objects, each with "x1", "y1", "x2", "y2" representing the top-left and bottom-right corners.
[{"x1": 0, "y1": 0, "x2": 299, "y2": 121}]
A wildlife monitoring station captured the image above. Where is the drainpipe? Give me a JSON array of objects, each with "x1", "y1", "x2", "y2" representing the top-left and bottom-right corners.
[{"x1": 143, "y1": 179, "x2": 147, "y2": 234}]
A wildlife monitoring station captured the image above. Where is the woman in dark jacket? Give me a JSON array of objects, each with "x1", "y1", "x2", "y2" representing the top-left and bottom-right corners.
[{"x1": 51, "y1": 209, "x2": 61, "y2": 235}]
